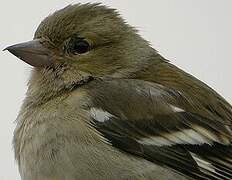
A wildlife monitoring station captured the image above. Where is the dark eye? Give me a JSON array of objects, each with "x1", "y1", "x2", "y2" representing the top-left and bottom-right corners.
[
  {"x1": 68, "y1": 37, "x2": 90, "y2": 55},
  {"x1": 73, "y1": 39, "x2": 90, "y2": 54}
]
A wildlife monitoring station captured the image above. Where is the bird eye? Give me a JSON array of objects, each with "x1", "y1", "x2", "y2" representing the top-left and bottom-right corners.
[
  {"x1": 73, "y1": 39, "x2": 90, "y2": 54},
  {"x1": 68, "y1": 37, "x2": 90, "y2": 55}
]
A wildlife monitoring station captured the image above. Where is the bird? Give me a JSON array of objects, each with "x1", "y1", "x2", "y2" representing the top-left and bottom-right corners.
[{"x1": 5, "y1": 3, "x2": 232, "y2": 180}]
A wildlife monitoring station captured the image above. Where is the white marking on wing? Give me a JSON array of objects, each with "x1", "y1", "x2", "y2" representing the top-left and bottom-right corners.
[
  {"x1": 137, "y1": 129, "x2": 212, "y2": 146},
  {"x1": 90, "y1": 108, "x2": 115, "y2": 122},
  {"x1": 190, "y1": 153, "x2": 216, "y2": 173},
  {"x1": 170, "y1": 105, "x2": 185, "y2": 112}
]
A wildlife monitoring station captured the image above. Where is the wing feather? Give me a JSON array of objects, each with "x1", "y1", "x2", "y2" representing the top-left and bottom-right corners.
[{"x1": 85, "y1": 78, "x2": 232, "y2": 179}]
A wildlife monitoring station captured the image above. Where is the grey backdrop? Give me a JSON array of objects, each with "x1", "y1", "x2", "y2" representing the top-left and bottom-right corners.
[{"x1": 1, "y1": 1, "x2": 232, "y2": 179}]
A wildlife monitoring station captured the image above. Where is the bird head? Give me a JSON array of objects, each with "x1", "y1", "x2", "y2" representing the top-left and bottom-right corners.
[{"x1": 5, "y1": 3, "x2": 155, "y2": 98}]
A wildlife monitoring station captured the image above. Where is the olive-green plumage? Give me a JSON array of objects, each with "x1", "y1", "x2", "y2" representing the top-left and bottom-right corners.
[{"x1": 5, "y1": 3, "x2": 232, "y2": 180}]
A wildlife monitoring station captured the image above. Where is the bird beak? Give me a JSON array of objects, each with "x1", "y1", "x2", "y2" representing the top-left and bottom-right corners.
[{"x1": 4, "y1": 39, "x2": 54, "y2": 67}]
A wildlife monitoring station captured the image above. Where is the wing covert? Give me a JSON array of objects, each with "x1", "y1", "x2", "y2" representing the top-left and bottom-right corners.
[{"x1": 84, "y1": 78, "x2": 232, "y2": 179}]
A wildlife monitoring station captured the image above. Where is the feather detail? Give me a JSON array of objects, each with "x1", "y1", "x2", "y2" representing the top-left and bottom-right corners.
[{"x1": 85, "y1": 78, "x2": 232, "y2": 180}]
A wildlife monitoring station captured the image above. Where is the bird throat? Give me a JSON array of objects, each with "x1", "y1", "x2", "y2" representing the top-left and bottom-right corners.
[{"x1": 25, "y1": 68, "x2": 94, "y2": 106}]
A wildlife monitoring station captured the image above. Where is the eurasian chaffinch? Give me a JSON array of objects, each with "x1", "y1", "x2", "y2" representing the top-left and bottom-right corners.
[{"x1": 5, "y1": 3, "x2": 232, "y2": 180}]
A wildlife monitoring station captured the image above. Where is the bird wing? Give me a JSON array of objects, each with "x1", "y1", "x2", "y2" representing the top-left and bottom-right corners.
[{"x1": 84, "y1": 78, "x2": 232, "y2": 180}]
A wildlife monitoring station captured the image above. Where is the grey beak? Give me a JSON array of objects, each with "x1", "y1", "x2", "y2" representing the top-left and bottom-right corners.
[{"x1": 4, "y1": 39, "x2": 54, "y2": 67}]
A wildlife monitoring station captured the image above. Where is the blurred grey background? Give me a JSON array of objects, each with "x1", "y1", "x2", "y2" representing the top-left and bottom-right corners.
[{"x1": 0, "y1": 0, "x2": 231, "y2": 179}]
